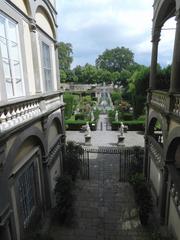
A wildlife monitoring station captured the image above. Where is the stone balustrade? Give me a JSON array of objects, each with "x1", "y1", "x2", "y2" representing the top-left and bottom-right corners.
[
  {"x1": 172, "y1": 94, "x2": 180, "y2": 117},
  {"x1": 151, "y1": 90, "x2": 169, "y2": 112},
  {"x1": 0, "y1": 91, "x2": 63, "y2": 133},
  {"x1": 0, "y1": 100, "x2": 41, "y2": 132},
  {"x1": 150, "y1": 91, "x2": 180, "y2": 120},
  {"x1": 170, "y1": 182, "x2": 180, "y2": 216},
  {"x1": 148, "y1": 136, "x2": 164, "y2": 169},
  {"x1": 45, "y1": 94, "x2": 63, "y2": 111}
]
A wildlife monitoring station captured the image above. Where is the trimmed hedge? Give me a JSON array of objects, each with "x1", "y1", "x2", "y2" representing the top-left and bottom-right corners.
[
  {"x1": 75, "y1": 113, "x2": 85, "y2": 120},
  {"x1": 111, "y1": 120, "x2": 145, "y2": 131},
  {"x1": 121, "y1": 112, "x2": 133, "y2": 121},
  {"x1": 65, "y1": 120, "x2": 97, "y2": 131}
]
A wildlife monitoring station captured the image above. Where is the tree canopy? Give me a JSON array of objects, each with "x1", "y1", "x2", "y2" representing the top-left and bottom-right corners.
[
  {"x1": 95, "y1": 47, "x2": 134, "y2": 72},
  {"x1": 58, "y1": 42, "x2": 73, "y2": 71},
  {"x1": 128, "y1": 66, "x2": 150, "y2": 117}
]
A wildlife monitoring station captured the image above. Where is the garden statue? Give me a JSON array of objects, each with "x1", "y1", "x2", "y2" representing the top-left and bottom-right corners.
[
  {"x1": 85, "y1": 122, "x2": 91, "y2": 145},
  {"x1": 85, "y1": 122, "x2": 91, "y2": 137},
  {"x1": 117, "y1": 121, "x2": 125, "y2": 145},
  {"x1": 115, "y1": 110, "x2": 118, "y2": 122},
  {"x1": 91, "y1": 111, "x2": 94, "y2": 121},
  {"x1": 119, "y1": 122, "x2": 124, "y2": 136}
]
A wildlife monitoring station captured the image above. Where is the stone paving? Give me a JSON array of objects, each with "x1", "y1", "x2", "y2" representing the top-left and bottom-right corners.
[
  {"x1": 49, "y1": 115, "x2": 149, "y2": 239},
  {"x1": 66, "y1": 114, "x2": 145, "y2": 148},
  {"x1": 50, "y1": 152, "x2": 150, "y2": 240},
  {"x1": 66, "y1": 130, "x2": 144, "y2": 148}
]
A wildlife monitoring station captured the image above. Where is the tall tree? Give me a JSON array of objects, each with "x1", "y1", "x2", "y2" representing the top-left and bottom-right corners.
[
  {"x1": 128, "y1": 66, "x2": 149, "y2": 117},
  {"x1": 95, "y1": 47, "x2": 134, "y2": 72},
  {"x1": 58, "y1": 42, "x2": 73, "y2": 71}
]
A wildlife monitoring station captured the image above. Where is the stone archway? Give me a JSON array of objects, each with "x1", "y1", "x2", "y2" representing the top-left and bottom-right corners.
[{"x1": 5, "y1": 127, "x2": 46, "y2": 239}]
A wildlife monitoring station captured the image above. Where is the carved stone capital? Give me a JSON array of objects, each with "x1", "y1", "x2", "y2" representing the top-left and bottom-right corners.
[
  {"x1": 54, "y1": 41, "x2": 59, "y2": 49},
  {"x1": 29, "y1": 18, "x2": 37, "y2": 33}
]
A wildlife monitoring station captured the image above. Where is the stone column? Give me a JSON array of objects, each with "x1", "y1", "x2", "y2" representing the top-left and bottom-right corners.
[
  {"x1": 149, "y1": 29, "x2": 161, "y2": 90},
  {"x1": 159, "y1": 167, "x2": 169, "y2": 224},
  {"x1": 170, "y1": 10, "x2": 180, "y2": 92},
  {"x1": 29, "y1": 18, "x2": 42, "y2": 93}
]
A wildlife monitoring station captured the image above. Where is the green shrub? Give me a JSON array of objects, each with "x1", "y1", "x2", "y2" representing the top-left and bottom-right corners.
[
  {"x1": 129, "y1": 173, "x2": 153, "y2": 225},
  {"x1": 64, "y1": 93, "x2": 76, "y2": 119},
  {"x1": 111, "y1": 91, "x2": 121, "y2": 105},
  {"x1": 64, "y1": 141, "x2": 83, "y2": 181},
  {"x1": 75, "y1": 113, "x2": 85, "y2": 120},
  {"x1": 128, "y1": 147, "x2": 153, "y2": 226},
  {"x1": 54, "y1": 175, "x2": 74, "y2": 225},
  {"x1": 121, "y1": 112, "x2": 133, "y2": 121},
  {"x1": 111, "y1": 119, "x2": 145, "y2": 131},
  {"x1": 65, "y1": 119, "x2": 87, "y2": 125},
  {"x1": 137, "y1": 115, "x2": 146, "y2": 121},
  {"x1": 108, "y1": 110, "x2": 115, "y2": 123}
]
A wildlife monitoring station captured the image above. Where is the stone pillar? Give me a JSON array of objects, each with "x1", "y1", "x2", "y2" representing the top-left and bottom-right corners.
[
  {"x1": 42, "y1": 155, "x2": 52, "y2": 209},
  {"x1": 143, "y1": 135, "x2": 149, "y2": 179},
  {"x1": 149, "y1": 29, "x2": 161, "y2": 90},
  {"x1": 29, "y1": 18, "x2": 42, "y2": 93},
  {"x1": 159, "y1": 167, "x2": 169, "y2": 224},
  {"x1": 170, "y1": 10, "x2": 180, "y2": 92}
]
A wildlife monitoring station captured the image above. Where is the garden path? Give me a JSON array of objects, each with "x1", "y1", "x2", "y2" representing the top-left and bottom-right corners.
[{"x1": 49, "y1": 151, "x2": 150, "y2": 240}]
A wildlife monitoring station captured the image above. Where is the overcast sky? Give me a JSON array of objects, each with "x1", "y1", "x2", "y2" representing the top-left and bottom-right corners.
[{"x1": 57, "y1": 0, "x2": 176, "y2": 69}]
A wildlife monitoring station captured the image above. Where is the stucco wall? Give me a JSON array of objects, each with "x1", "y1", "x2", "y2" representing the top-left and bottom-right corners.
[
  {"x1": 169, "y1": 120, "x2": 179, "y2": 134},
  {"x1": 48, "y1": 121, "x2": 58, "y2": 147},
  {"x1": 168, "y1": 196, "x2": 180, "y2": 240},
  {"x1": 13, "y1": 138, "x2": 37, "y2": 166},
  {"x1": 11, "y1": 0, "x2": 28, "y2": 15},
  {"x1": 22, "y1": 20, "x2": 35, "y2": 95},
  {"x1": 150, "y1": 158, "x2": 161, "y2": 197},
  {"x1": 35, "y1": 8, "x2": 54, "y2": 38}
]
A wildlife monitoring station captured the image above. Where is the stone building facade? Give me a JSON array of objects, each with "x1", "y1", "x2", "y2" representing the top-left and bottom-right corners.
[
  {"x1": 0, "y1": 1, "x2": 65, "y2": 239},
  {"x1": 145, "y1": 0, "x2": 180, "y2": 239}
]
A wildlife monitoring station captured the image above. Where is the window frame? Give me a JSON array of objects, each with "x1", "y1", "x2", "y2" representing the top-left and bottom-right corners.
[
  {"x1": 18, "y1": 162, "x2": 36, "y2": 228},
  {"x1": 42, "y1": 41, "x2": 53, "y2": 92},
  {"x1": 0, "y1": 12, "x2": 25, "y2": 99},
  {"x1": 11, "y1": 148, "x2": 42, "y2": 232},
  {"x1": 39, "y1": 33, "x2": 54, "y2": 93}
]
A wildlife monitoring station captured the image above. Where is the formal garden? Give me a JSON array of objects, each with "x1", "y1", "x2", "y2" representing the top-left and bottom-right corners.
[
  {"x1": 64, "y1": 86, "x2": 146, "y2": 132},
  {"x1": 64, "y1": 92, "x2": 100, "y2": 130},
  {"x1": 107, "y1": 89, "x2": 145, "y2": 131}
]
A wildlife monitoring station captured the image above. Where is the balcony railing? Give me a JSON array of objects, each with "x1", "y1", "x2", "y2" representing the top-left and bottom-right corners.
[
  {"x1": 150, "y1": 90, "x2": 180, "y2": 119},
  {"x1": 169, "y1": 165, "x2": 180, "y2": 216},
  {"x1": 148, "y1": 135, "x2": 164, "y2": 169},
  {"x1": 172, "y1": 94, "x2": 180, "y2": 117},
  {"x1": 0, "y1": 91, "x2": 63, "y2": 134},
  {"x1": 151, "y1": 90, "x2": 170, "y2": 112}
]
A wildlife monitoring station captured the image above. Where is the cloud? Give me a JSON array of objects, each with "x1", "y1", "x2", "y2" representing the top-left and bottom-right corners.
[{"x1": 57, "y1": 0, "x2": 175, "y2": 68}]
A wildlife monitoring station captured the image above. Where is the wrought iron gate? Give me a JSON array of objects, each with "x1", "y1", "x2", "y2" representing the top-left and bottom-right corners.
[
  {"x1": 80, "y1": 149, "x2": 89, "y2": 179},
  {"x1": 80, "y1": 146, "x2": 144, "y2": 182}
]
